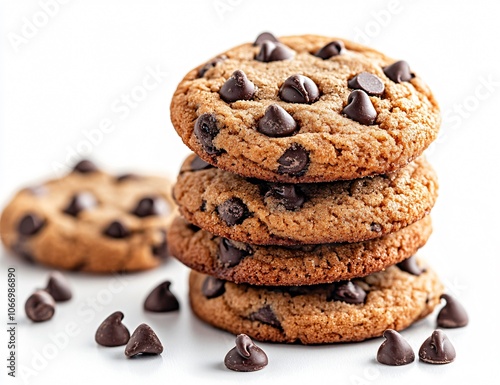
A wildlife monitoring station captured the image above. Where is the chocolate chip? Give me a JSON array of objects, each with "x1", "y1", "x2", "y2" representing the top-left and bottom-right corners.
[
  {"x1": 255, "y1": 41, "x2": 294, "y2": 62},
  {"x1": 370, "y1": 223, "x2": 382, "y2": 232},
  {"x1": 63, "y1": 192, "x2": 97, "y2": 217},
  {"x1": 348, "y1": 72, "x2": 385, "y2": 96},
  {"x1": 249, "y1": 305, "x2": 281, "y2": 328},
  {"x1": 377, "y1": 329, "x2": 415, "y2": 366},
  {"x1": 383, "y1": 60, "x2": 414, "y2": 83},
  {"x1": 144, "y1": 281, "x2": 180, "y2": 312},
  {"x1": 125, "y1": 323, "x2": 163, "y2": 358},
  {"x1": 202, "y1": 276, "x2": 226, "y2": 299},
  {"x1": 200, "y1": 200, "x2": 207, "y2": 212},
  {"x1": 328, "y1": 281, "x2": 366, "y2": 304},
  {"x1": 342, "y1": 90, "x2": 377, "y2": 125},
  {"x1": 216, "y1": 198, "x2": 249, "y2": 226},
  {"x1": 314, "y1": 40, "x2": 344, "y2": 59},
  {"x1": 187, "y1": 223, "x2": 201, "y2": 232},
  {"x1": 253, "y1": 32, "x2": 279, "y2": 46},
  {"x1": 265, "y1": 183, "x2": 305, "y2": 210},
  {"x1": 104, "y1": 220, "x2": 130, "y2": 239},
  {"x1": 116, "y1": 173, "x2": 140, "y2": 182},
  {"x1": 151, "y1": 230, "x2": 168, "y2": 259},
  {"x1": 73, "y1": 159, "x2": 98, "y2": 173},
  {"x1": 194, "y1": 113, "x2": 220, "y2": 155},
  {"x1": 95, "y1": 311, "x2": 130, "y2": 347},
  {"x1": 25, "y1": 290, "x2": 55, "y2": 322},
  {"x1": 197, "y1": 55, "x2": 227, "y2": 78},
  {"x1": 257, "y1": 104, "x2": 297, "y2": 137},
  {"x1": 279, "y1": 74, "x2": 320, "y2": 104},
  {"x1": 225, "y1": 334, "x2": 268, "y2": 372},
  {"x1": 397, "y1": 256, "x2": 426, "y2": 276},
  {"x1": 18, "y1": 213, "x2": 45, "y2": 236},
  {"x1": 132, "y1": 196, "x2": 167, "y2": 217},
  {"x1": 189, "y1": 155, "x2": 213, "y2": 171},
  {"x1": 419, "y1": 330, "x2": 456, "y2": 364},
  {"x1": 219, "y1": 70, "x2": 255, "y2": 103},
  {"x1": 45, "y1": 271, "x2": 72, "y2": 302},
  {"x1": 277, "y1": 143, "x2": 310, "y2": 176},
  {"x1": 219, "y1": 238, "x2": 250, "y2": 267},
  {"x1": 437, "y1": 294, "x2": 469, "y2": 328}
]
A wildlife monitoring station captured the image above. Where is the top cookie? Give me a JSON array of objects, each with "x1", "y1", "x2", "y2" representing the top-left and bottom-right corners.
[{"x1": 170, "y1": 33, "x2": 440, "y2": 183}]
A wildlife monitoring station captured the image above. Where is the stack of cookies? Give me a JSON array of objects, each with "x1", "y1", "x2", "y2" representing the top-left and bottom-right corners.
[{"x1": 167, "y1": 33, "x2": 444, "y2": 344}]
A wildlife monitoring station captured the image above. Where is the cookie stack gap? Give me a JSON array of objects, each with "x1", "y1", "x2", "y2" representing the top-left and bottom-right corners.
[{"x1": 168, "y1": 33, "x2": 443, "y2": 343}]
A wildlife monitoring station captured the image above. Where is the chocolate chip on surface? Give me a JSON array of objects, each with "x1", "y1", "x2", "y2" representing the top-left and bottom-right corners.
[
  {"x1": 202, "y1": 276, "x2": 226, "y2": 299},
  {"x1": 249, "y1": 305, "x2": 281, "y2": 328},
  {"x1": 437, "y1": 294, "x2": 469, "y2": 328},
  {"x1": 328, "y1": 281, "x2": 366, "y2": 304},
  {"x1": 253, "y1": 32, "x2": 279, "y2": 46},
  {"x1": 219, "y1": 238, "x2": 250, "y2": 267},
  {"x1": 132, "y1": 196, "x2": 167, "y2": 217},
  {"x1": 279, "y1": 74, "x2": 320, "y2": 104},
  {"x1": 25, "y1": 290, "x2": 55, "y2": 322},
  {"x1": 64, "y1": 192, "x2": 97, "y2": 217},
  {"x1": 103, "y1": 220, "x2": 130, "y2": 239},
  {"x1": 255, "y1": 41, "x2": 294, "y2": 62},
  {"x1": 216, "y1": 198, "x2": 249, "y2": 226},
  {"x1": 144, "y1": 281, "x2": 180, "y2": 312},
  {"x1": 277, "y1": 143, "x2": 310, "y2": 176},
  {"x1": 219, "y1": 70, "x2": 255, "y2": 103},
  {"x1": 314, "y1": 40, "x2": 344, "y2": 59},
  {"x1": 45, "y1": 271, "x2": 72, "y2": 302},
  {"x1": 419, "y1": 330, "x2": 456, "y2": 364},
  {"x1": 73, "y1": 159, "x2": 98, "y2": 173},
  {"x1": 18, "y1": 213, "x2": 45, "y2": 236},
  {"x1": 125, "y1": 323, "x2": 163, "y2": 358},
  {"x1": 189, "y1": 155, "x2": 214, "y2": 171},
  {"x1": 348, "y1": 72, "x2": 385, "y2": 96},
  {"x1": 265, "y1": 183, "x2": 305, "y2": 210},
  {"x1": 397, "y1": 255, "x2": 426, "y2": 276},
  {"x1": 383, "y1": 60, "x2": 414, "y2": 83},
  {"x1": 224, "y1": 334, "x2": 268, "y2": 372},
  {"x1": 377, "y1": 329, "x2": 415, "y2": 366},
  {"x1": 257, "y1": 104, "x2": 297, "y2": 137},
  {"x1": 194, "y1": 113, "x2": 220, "y2": 155},
  {"x1": 197, "y1": 56, "x2": 227, "y2": 78},
  {"x1": 95, "y1": 311, "x2": 130, "y2": 347},
  {"x1": 342, "y1": 89, "x2": 377, "y2": 125}
]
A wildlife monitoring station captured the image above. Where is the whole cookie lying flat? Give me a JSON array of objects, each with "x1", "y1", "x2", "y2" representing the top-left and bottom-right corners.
[
  {"x1": 170, "y1": 33, "x2": 440, "y2": 183},
  {"x1": 189, "y1": 258, "x2": 444, "y2": 344},
  {"x1": 0, "y1": 160, "x2": 174, "y2": 273},
  {"x1": 168, "y1": 215, "x2": 432, "y2": 286},
  {"x1": 173, "y1": 154, "x2": 438, "y2": 245}
]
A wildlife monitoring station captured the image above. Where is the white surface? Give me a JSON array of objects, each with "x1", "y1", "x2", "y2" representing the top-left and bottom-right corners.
[{"x1": 0, "y1": 0, "x2": 499, "y2": 384}]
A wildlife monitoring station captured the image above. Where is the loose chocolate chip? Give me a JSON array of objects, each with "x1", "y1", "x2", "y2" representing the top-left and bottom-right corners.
[
  {"x1": 328, "y1": 281, "x2": 366, "y2": 304},
  {"x1": 190, "y1": 155, "x2": 213, "y2": 171},
  {"x1": 151, "y1": 230, "x2": 168, "y2": 259},
  {"x1": 314, "y1": 40, "x2": 344, "y2": 59},
  {"x1": 116, "y1": 173, "x2": 140, "y2": 182},
  {"x1": 348, "y1": 72, "x2": 385, "y2": 96},
  {"x1": 45, "y1": 271, "x2": 72, "y2": 302},
  {"x1": 219, "y1": 238, "x2": 250, "y2": 267},
  {"x1": 197, "y1": 55, "x2": 227, "y2": 78},
  {"x1": 265, "y1": 183, "x2": 305, "y2": 210},
  {"x1": 18, "y1": 213, "x2": 45, "y2": 236},
  {"x1": 419, "y1": 330, "x2": 456, "y2": 364},
  {"x1": 279, "y1": 74, "x2": 320, "y2": 104},
  {"x1": 253, "y1": 32, "x2": 279, "y2": 46},
  {"x1": 132, "y1": 196, "x2": 167, "y2": 217},
  {"x1": 257, "y1": 104, "x2": 297, "y2": 137},
  {"x1": 219, "y1": 70, "x2": 255, "y2": 103},
  {"x1": 63, "y1": 192, "x2": 97, "y2": 217},
  {"x1": 437, "y1": 294, "x2": 469, "y2": 328},
  {"x1": 255, "y1": 41, "x2": 294, "y2": 62},
  {"x1": 217, "y1": 198, "x2": 249, "y2": 226},
  {"x1": 125, "y1": 323, "x2": 163, "y2": 358},
  {"x1": 377, "y1": 329, "x2": 415, "y2": 366},
  {"x1": 104, "y1": 220, "x2": 130, "y2": 239},
  {"x1": 397, "y1": 256, "x2": 425, "y2": 276},
  {"x1": 202, "y1": 276, "x2": 226, "y2": 299},
  {"x1": 370, "y1": 223, "x2": 382, "y2": 232},
  {"x1": 342, "y1": 90, "x2": 377, "y2": 125},
  {"x1": 194, "y1": 113, "x2": 220, "y2": 154},
  {"x1": 144, "y1": 281, "x2": 180, "y2": 312},
  {"x1": 249, "y1": 305, "x2": 281, "y2": 328},
  {"x1": 225, "y1": 334, "x2": 268, "y2": 372},
  {"x1": 25, "y1": 290, "x2": 55, "y2": 322},
  {"x1": 277, "y1": 143, "x2": 310, "y2": 176},
  {"x1": 383, "y1": 60, "x2": 414, "y2": 83},
  {"x1": 95, "y1": 311, "x2": 130, "y2": 347},
  {"x1": 73, "y1": 159, "x2": 98, "y2": 173}
]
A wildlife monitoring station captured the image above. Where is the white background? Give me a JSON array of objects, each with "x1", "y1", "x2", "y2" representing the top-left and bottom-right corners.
[{"x1": 1, "y1": 0, "x2": 499, "y2": 384}]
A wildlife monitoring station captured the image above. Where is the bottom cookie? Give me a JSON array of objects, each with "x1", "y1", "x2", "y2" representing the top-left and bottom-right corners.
[{"x1": 189, "y1": 259, "x2": 443, "y2": 344}]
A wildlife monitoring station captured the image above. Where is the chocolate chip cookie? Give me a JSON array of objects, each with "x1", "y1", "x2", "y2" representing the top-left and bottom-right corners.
[
  {"x1": 168, "y1": 215, "x2": 432, "y2": 286},
  {"x1": 170, "y1": 33, "x2": 440, "y2": 183},
  {"x1": 173, "y1": 154, "x2": 438, "y2": 245},
  {"x1": 0, "y1": 160, "x2": 175, "y2": 273},
  {"x1": 189, "y1": 257, "x2": 444, "y2": 344}
]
